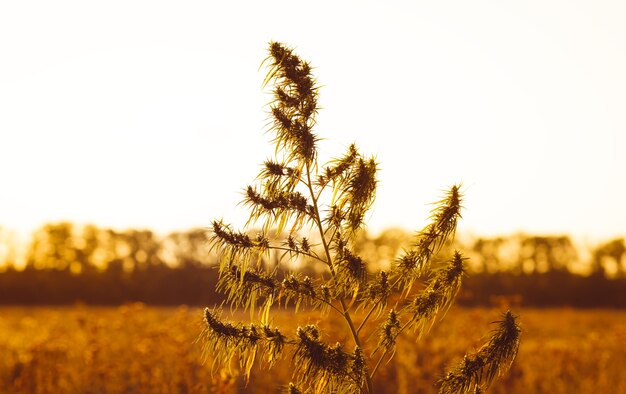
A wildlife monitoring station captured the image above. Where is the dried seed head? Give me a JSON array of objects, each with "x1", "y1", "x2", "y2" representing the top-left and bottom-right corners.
[
  {"x1": 439, "y1": 311, "x2": 521, "y2": 394},
  {"x1": 334, "y1": 247, "x2": 367, "y2": 295},
  {"x1": 393, "y1": 185, "x2": 464, "y2": 286},
  {"x1": 287, "y1": 383, "x2": 302, "y2": 394},
  {"x1": 264, "y1": 42, "x2": 319, "y2": 165},
  {"x1": 379, "y1": 309, "x2": 401, "y2": 351}
]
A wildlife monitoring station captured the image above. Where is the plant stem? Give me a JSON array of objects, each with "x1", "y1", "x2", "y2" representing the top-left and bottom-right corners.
[
  {"x1": 369, "y1": 320, "x2": 411, "y2": 379},
  {"x1": 266, "y1": 245, "x2": 327, "y2": 265},
  {"x1": 357, "y1": 276, "x2": 402, "y2": 334},
  {"x1": 357, "y1": 303, "x2": 377, "y2": 334},
  {"x1": 304, "y1": 160, "x2": 376, "y2": 394}
]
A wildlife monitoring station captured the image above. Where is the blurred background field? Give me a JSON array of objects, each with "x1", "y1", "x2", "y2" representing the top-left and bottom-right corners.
[
  {"x1": 1, "y1": 304, "x2": 625, "y2": 394},
  {"x1": 3, "y1": 2, "x2": 626, "y2": 392},
  {"x1": 2, "y1": 224, "x2": 626, "y2": 392},
  {"x1": 2, "y1": 224, "x2": 626, "y2": 308}
]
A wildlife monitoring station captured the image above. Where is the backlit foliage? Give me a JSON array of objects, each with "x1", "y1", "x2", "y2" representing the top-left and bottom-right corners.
[
  {"x1": 3, "y1": 306, "x2": 626, "y2": 394},
  {"x1": 201, "y1": 42, "x2": 520, "y2": 393}
]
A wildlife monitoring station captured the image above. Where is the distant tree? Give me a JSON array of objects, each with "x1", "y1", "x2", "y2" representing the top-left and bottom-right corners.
[
  {"x1": 592, "y1": 238, "x2": 625, "y2": 278},
  {"x1": 549, "y1": 236, "x2": 578, "y2": 272},
  {"x1": 0, "y1": 227, "x2": 18, "y2": 269},
  {"x1": 200, "y1": 42, "x2": 520, "y2": 393},
  {"x1": 26, "y1": 222, "x2": 77, "y2": 271},
  {"x1": 73, "y1": 224, "x2": 102, "y2": 273},
  {"x1": 472, "y1": 237, "x2": 505, "y2": 273},
  {"x1": 106, "y1": 229, "x2": 164, "y2": 272},
  {"x1": 161, "y1": 229, "x2": 210, "y2": 268},
  {"x1": 517, "y1": 235, "x2": 577, "y2": 274}
]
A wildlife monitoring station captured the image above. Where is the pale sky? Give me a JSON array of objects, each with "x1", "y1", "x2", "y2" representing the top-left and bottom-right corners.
[{"x1": 1, "y1": 1, "x2": 625, "y2": 243}]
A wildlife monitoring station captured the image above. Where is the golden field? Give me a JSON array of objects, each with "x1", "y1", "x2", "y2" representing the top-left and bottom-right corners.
[{"x1": 1, "y1": 304, "x2": 625, "y2": 393}]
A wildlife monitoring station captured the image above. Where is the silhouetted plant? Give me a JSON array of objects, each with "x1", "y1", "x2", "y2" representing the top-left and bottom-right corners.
[{"x1": 201, "y1": 42, "x2": 521, "y2": 394}]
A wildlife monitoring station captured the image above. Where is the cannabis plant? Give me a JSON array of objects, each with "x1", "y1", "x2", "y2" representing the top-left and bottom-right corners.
[{"x1": 201, "y1": 42, "x2": 520, "y2": 393}]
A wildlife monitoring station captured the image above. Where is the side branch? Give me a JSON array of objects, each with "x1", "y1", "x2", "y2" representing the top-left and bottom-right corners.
[
  {"x1": 438, "y1": 311, "x2": 521, "y2": 394},
  {"x1": 201, "y1": 308, "x2": 291, "y2": 379},
  {"x1": 267, "y1": 245, "x2": 328, "y2": 266},
  {"x1": 303, "y1": 160, "x2": 375, "y2": 394}
]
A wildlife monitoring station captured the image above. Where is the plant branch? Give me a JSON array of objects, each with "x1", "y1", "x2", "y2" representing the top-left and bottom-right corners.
[
  {"x1": 303, "y1": 160, "x2": 375, "y2": 394},
  {"x1": 357, "y1": 276, "x2": 402, "y2": 334},
  {"x1": 267, "y1": 245, "x2": 327, "y2": 265},
  {"x1": 369, "y1": 320, "x2": 411, "y2": 379},
  {"x1": 357, "y1": 303, "x2": 378, "y2": 334}
]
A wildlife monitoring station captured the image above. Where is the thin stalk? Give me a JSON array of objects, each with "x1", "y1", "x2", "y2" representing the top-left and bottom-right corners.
[
  {"x1": 356, "y1": 276, "x2": 402, "y2": 334},
  {"x1": 304, "y1": 160, "x2": 375, "y2": 394},
  {"x1": 266, "y1": 245, "x2": 327, "y2": 265},
  {"x1": 265, "y1": 246, "x2": 344, "y2": 317},
  {"x1": 357, "y1": 303, "x2": 377, "y2": 334},
  {"x1": 369, "y1": 320, "x2": 411, "y2": 379},
  {"x1": 321, "y1": 299, "x2": 345, "y2": 316}
]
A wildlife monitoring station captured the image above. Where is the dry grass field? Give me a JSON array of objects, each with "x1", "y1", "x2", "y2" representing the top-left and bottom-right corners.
[{"x1": 1, "y1": 304, "x2": 625, "y2": 393}]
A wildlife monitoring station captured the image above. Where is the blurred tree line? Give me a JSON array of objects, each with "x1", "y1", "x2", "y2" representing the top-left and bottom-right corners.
[
  {"x1": 0, "y1": 223, "x2": 218, "y2": 305},
  {"x1": 0, "y1": 223, "x2": 625, "y2": 307}
]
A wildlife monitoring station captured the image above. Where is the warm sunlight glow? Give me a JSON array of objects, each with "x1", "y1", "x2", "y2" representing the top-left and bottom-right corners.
[
  {"x1": 1, "y1": 1, "x2": 625, "y2": 242},
  {"x1": 2, "y1": 6, "x2": 626, "y2": 392}
]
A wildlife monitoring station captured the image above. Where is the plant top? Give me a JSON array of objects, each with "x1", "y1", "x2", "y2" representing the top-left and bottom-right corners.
[{"x1": 201, "y1": 42, "x2": 520, "y2": 394}]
